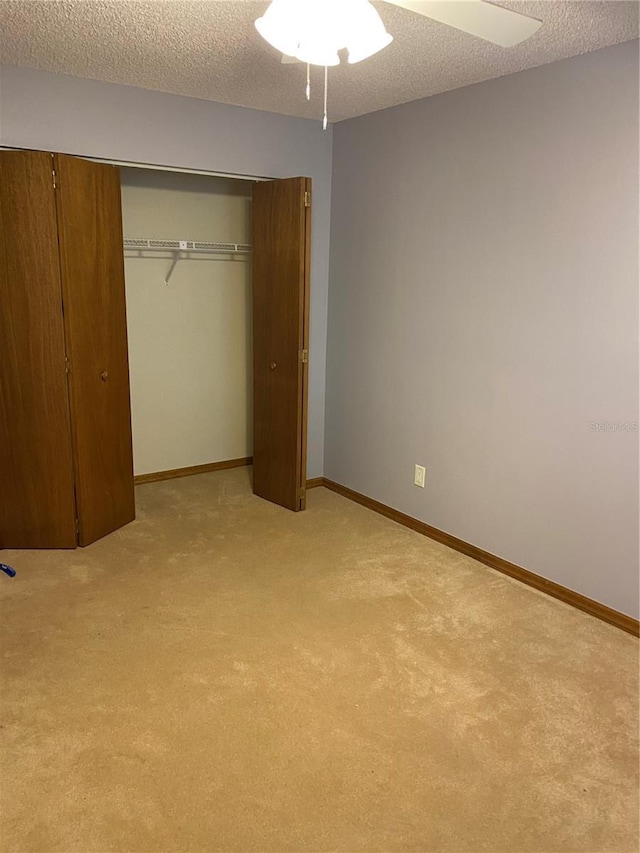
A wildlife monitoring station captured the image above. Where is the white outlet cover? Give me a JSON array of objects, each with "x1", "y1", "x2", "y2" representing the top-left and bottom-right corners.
[{"x1": 414, "y1": 465, "x2": 426, "y2": 488}]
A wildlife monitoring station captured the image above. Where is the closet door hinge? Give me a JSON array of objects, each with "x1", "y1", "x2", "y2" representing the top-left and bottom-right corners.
[
  {"x1": 304, "y1": 190, "x2": 311, "y2": 208},
  {"x1": 298, "y1": 486, "x2": 306, "y2": 499},
  {"x1": 75, "y1": 518, "x2": 80, "y2": 536},
  {"x1": 64, "y1": 356, "x2": 70, "y2": 374},
  {"x1": 52, "y1": 169, "x2": 58, "y2": 190},
  {"x1": 300, "y1": 349, "x2": 309, "y2": 364}
]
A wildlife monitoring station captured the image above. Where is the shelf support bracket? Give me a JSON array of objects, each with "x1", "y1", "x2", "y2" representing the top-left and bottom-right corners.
[{"x1": 165, "y1": 252, "x2": 180, "y2": 285}]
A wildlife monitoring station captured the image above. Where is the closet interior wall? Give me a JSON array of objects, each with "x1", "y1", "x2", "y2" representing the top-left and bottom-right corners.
[{"x1": 120, "y1": 168, "x2": 253, "y2": 477}]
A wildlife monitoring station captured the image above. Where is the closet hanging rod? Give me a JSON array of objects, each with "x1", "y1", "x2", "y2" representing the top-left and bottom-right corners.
[
  {"x1": 123, "y1": 238, "x2": 252, "y2": 253},
  {"x1": 123, "y1": 238, "x2": 252, "y2": 284}
]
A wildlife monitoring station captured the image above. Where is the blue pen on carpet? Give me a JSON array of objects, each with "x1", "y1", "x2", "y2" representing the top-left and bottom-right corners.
[{"x1": 0, "y1": 564, "x2": 16, "y2": 577}]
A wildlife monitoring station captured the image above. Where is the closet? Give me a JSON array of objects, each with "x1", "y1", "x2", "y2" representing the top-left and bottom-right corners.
[
  {"x1": 0, "y1": 150, "x2": 311, "y2": 551},
  {"x1": 0, "y1": 150, "x2": 135, "y2": 549}
]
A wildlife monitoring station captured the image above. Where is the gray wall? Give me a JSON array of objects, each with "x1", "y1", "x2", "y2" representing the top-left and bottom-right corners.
[
  {"x1": 0, "y1": 65, "x2": 332, "y2": 478},
  {"x1": 326, "y1": 42, "x2": 639, "y2": 618}
]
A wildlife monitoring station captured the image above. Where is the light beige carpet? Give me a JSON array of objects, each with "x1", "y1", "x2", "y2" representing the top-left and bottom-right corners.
[{"x1": 0, "y1": 467, "x2": 638, "y2": 853}]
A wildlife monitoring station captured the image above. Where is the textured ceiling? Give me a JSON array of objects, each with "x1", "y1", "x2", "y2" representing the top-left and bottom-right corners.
[{"x1": 0, "y1": 1, "x2": 638, "y2": 122}]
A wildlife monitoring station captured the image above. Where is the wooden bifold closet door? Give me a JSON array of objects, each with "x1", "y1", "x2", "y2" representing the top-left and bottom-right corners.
[
  {"x1": 54, "y1": 154, "x2": 135, "y2": 546},
  {"x1": 0, "y1": 151, "x2": 78, "y2": 548},
  {"x1": 0, "y1": 150, "x2": 134, "y2": 549},
  {"x1": 252, "y1": 177, "x2": 311, "y2": 512}
]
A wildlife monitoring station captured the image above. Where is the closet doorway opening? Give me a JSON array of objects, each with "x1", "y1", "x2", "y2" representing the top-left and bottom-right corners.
[{"x1": 121, "y1": 168, "x2": 253, "y2": 487}]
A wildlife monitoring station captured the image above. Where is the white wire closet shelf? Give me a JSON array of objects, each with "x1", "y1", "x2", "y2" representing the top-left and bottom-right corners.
[{"x1": 123, "y1": 237, "x2": 252, "y2": 284}]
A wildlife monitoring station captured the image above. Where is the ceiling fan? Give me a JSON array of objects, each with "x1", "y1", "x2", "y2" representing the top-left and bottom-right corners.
[
  {"x1": 255, "y1": 0, "x2": 542, "y2": 127},
  {"x1": 257, "y1": 0, "x2": 542, "y2": 63}
]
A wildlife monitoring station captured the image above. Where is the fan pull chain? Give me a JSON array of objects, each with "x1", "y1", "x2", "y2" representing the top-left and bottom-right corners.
[
  {"x1": 306, "y1": 63, "x2": 310, "y2": 101},
  {"x1": 323, "y1": 65, "x2": 328, "y2": 130}
]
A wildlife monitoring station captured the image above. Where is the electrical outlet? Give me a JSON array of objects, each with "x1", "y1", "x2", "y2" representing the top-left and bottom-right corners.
[{"x1": 414, "y1": 464, "x2": 426, "y2": 488}]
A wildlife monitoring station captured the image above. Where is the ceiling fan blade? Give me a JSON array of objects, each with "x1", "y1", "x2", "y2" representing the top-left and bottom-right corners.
[
  {"x1": 384, "y1": 0, "x2": 542, "y2": 47},
  {"x1": 281, "y1": 54, "x2": 301, "y2": 64}
]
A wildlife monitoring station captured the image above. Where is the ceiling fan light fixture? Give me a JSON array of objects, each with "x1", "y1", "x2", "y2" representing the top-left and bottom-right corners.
[
  {"x1": 255, "y1": 0, "x2": 394, "y2": 130},
  {"x1": 255, "y1": 0, "x2": 392, "y2": 66}
]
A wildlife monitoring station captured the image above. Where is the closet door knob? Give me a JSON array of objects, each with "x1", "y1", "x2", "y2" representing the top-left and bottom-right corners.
[
  {"x1": 269, "y1": 362, "x2": 277, "y2": 370},
  {"x1": 100, "y1": 371, "x2": 109, "y2": 382}
]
